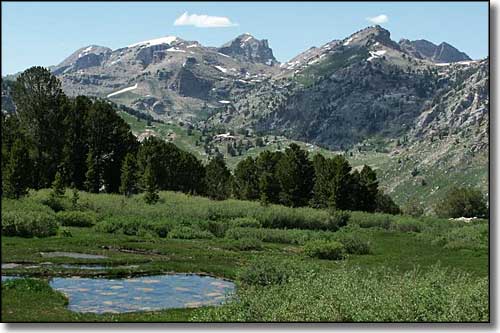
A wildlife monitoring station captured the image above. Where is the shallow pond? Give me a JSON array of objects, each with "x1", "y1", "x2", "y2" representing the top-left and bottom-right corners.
[{"x1": 50, "y1": 274, "x2": 235, "y2": 313}]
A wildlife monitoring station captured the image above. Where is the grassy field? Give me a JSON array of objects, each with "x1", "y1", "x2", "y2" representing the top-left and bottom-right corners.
[{"x1": 1, "y1": 190, "x2": 489, "y2": 322}]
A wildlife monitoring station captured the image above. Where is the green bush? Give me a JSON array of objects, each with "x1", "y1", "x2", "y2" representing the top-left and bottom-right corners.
[
  {"x1": 431, "y1": 223, "x2": 488, "y2": 250},
  {"x1": 168, "y1": 226, "x2": 214, "y2": 240},
  {"x1": 253, "y1": 206, "x2": 329, "y2": 231},
  {"x1": 56, "y1": 211, "x2": 97, "y2": 227},
  {"x1": 336, "y1": 233, "x2": 371, "y2": 255},
  {"x1": 207, "y1": 221, "x2": 230, "y2": 238},
  {"x1": 238, "y1": 257, "x2": 295, "y2": 286},
  {"x1": 2, "y1": 211, "x2": 59, "y2": 238},
  {"x1": 223, "y1": 237, "x2": 264, "y2": 251},
  {"x1": 304, "y1": 240, "x2": 345, "y2": 260},
  {"x1": 434, "y1": 187, "x2": 488, "y2": 218},
  {"x1": 350, "y1": 212, "x2": 392, "y2": 229},
  {"x1": 94, "y1": 216, "x2": 173, "y2": 238},
  {"x1": 41, "y1": 195, "x2": 66, "y2": 212},
  {"x1": 326, "y1": 210, "x2": 350, "y2": 231},
  {"x1": 231, "y1": 217, "x2": 262, "y2": 228}
]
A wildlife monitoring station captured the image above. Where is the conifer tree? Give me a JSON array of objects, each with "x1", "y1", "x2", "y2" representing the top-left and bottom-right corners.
[
  {"x1": 3, "y1": 139, "x2": 32, "y2": 199},
  {"x1": 85, "y1": 148, "x2": 100, "y2": 193},
  {"x1": 204, "y1": 155, "x2": 231, "y2": 200},
  {"x1": 119, "y1": 153, "x2": 139, "y2": 197},
  {"x1": 276, "y1": 144, "x2": 314, "y2": 207},
  {"x1": 233, "y1": 156, "x2": 259, "y2": 200},
  {"x1": 143, "y1": 160, "x2": 159, "y2": 204}
]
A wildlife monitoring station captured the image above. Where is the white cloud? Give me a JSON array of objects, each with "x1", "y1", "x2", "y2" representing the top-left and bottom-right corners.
[
  {"x1": 174, "y1": 12, "x2": 237, "y2": 28},
  {"x1": 367, "y1": 14, "x2": 389, "y2": 24}
]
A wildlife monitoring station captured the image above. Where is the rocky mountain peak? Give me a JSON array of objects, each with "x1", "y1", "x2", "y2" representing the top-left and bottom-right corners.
[
  {"x1": 342, "y1": 25, "x2": 399, "y2": 50},
  {"x1": 53, "y1": 45, "x2": 112, "y2": 74},
  {"x1": 398, "y1": 39, "x2": 471, "y2": 63},
  {"x1": 218, "y1": 33, "x2": 278, "y2": 66}
]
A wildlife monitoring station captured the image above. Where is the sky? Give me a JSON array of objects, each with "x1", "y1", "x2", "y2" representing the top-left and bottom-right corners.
[{"x1": 1, "y1": 1, "x2": 489, "y2": 76}]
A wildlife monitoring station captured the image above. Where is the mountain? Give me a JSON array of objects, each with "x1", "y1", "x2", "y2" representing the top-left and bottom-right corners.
[
  {"x1": 50, "y1": 35, "x2": 280, "y2": 120},
  {"x1": 399, "y1": 39, "x2": 471, "y2": 63},
  {"x1": 218, "y1": 33, "x2": 278, "y2": 66},
  {"x1": 2, "y1": 26, "x2": 488, "y2": 206}
]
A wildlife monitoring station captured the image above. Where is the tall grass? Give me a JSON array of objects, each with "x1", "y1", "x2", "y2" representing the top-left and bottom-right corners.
[{"x1": 193, "y1": 264, "x2": 488, "y2": 322}]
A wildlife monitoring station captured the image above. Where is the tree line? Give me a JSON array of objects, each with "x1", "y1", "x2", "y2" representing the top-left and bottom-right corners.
[{"x1": 2, "y1": 66, "x2": 399, "y2": 214}]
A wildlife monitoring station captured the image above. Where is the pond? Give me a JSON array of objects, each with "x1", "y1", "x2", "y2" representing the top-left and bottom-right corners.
[{"x1": 50, "y1": 274, "x2": 235, "y2": 313}]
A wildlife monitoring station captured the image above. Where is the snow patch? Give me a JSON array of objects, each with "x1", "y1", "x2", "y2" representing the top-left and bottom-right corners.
[
  {"x1": 78, "y1": 46, "x2": 94, "y2": 58},
  {"x1": 367, "y1": 50, "x2": 387, "y2": 62},
  {"x1": 214, "y1": 65, "x2": 227, "y2": 73},
  {"x1": 128, "y1": 36, "x2": 177, "y2": 48},
  {"x1": 217, "y1": 52, "x2": 230, "y2": 58},
  {"x1": 107, "y1": 84, "x2": 138, "y2": 98},
  {"x1": 166, "y1": 48, "x2": 186, "y2": 53},
  {"x1": 343, "y1": 37, "x2": 353, "y2": 46},
  {"x1": 218, "y1": 100, "x2": 231, "y2": 104}
]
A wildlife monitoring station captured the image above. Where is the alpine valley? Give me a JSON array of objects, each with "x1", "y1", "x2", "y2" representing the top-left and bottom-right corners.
[{"x1": 2, "y1": 25, "x2": 489, "y2": 208}]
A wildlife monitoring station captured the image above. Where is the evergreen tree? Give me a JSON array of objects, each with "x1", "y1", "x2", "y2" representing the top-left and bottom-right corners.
[
  {"x1": 60, "y1": 96, "x2": 91, "y2": 189},
  {"x1": 143, "y1": 159, "x2": 159, "y2": 204},
  {"x1": 329, "y1": 155, "x2": 353, "y2": 210},
  {"x1": 357, "y1": 165, "x2": 379, "y2": 212},
  {"x1": 51, "y1": 170, "x2": 65, "y2": 197},
  {"x1": 85, "y1": 148, "x2": 100, "y2": 193},
  {"x1": 12, "y1": 66, "x2": 67, "y2": 188},
  {"x1": 311, "y1": 154, "x2": 329, "y2": 207},
  {"x1": 259, "y1": 172, "x2": 274, "y2": 206},
  {"x1": 255, "y1": 150, "x2": 283, "y2": 204},
  {"x1": 233, "y1": 156, "x2": 260, "y2": 200},
  {"x1": 3, "y1": 139, "x2": 32, "y2": 199},
  {"x1": 204, "y1": 155, "x2": 231, "y2": 200},
  {"x1": 86, "y1": 100, "x2": 137, "y2": 193},
  {"x1": 276, "y1": 144, "x2": 314, "y2": 207},
  {"x1": 119, "y1": 153, "x2": 139, "y2": 197}
]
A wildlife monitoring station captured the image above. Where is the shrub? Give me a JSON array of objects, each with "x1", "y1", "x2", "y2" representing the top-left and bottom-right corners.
[
  {"x1": 94, "y1": 216, "x2": 173, "y2": 238},
  {"x1": 375, "y1": 193, "x2": 401, "y2": 215},
  {"x1": 434, "y1": 187, "x2": 488, "y2": 218},
  {"x1": 2, "y1": 211, "x2": 59, "y2": 238},
  {"x1": 41, "y1": 195, "x2": 66, "y2": 212},
  {"x1": 350, "y1": 212, "x2": 392, "y2": 229},
  {"x1": 238, "y1": 257, "x2": 295, "y2": 286},
  {"x1": 224, "y1": 237, "x2": 264, "y2": 251},
  {"x1": 304, "y1": 240, "x2": 345, "y2": 260},
  {"x1": 231, "y1": 217, "x2": 262, "y2": 228},
  {"x1": 207, "y1": 221, "x2": 230, "y2": 238},
  {"x1": 56, "y1": 211, "x2": 97, "y2": 227},
  {"x1": 336, "y1": 233, "x2": 371, "y2": 255},
  {"x1": 432, "y1": 223, "x2": 488, "y2": 250},
  {"x1": 326, "y1": 210, "x2": 350, "y2": 231},
  {"x1": 168, "y1": 226, "x2": 214, "y2": 239}
]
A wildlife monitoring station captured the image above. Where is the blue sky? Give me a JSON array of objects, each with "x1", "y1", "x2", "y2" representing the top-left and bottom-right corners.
[{"x1": 1, "y1": 1, "x2": 488, "y2": 75}]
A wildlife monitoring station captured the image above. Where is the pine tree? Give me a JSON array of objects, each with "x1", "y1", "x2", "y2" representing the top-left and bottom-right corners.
[
  {"x1": 233, "y1": 156, "x2": 259, "y2": 200},
  {"x1": 143, "y1": 160, "x2": 159, "y2": 204},
  {"x1": 357, "y1": 165, "x2": 379, "y2": 212},
  {"x1": 3, "y1": 139, "x2": 32, "y2": 199},
  {"x1": 204, "y1": 155, "x2": 231, "y2": 200},
  {"x1": 329, "y1": 155, "x2": 352, "y2": 210},
  {"x1": 119, "y1": 153, "x2": 139, "y2": 197},
  {"x1": 12, "y1": 66, "x2": 67, "y2": 189},
  {"x1": 276, "y1": 144, "x2": 314, "y2": 207},
  {"x1": 85, "y1": 148, "x2": 100, "y2": 193},
  {"x1": 51, "y1": 170, "x2": 65, "y2": 197},
  {"x1": 255, "y1": 150, "x2": 282, "y2": 204}
]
